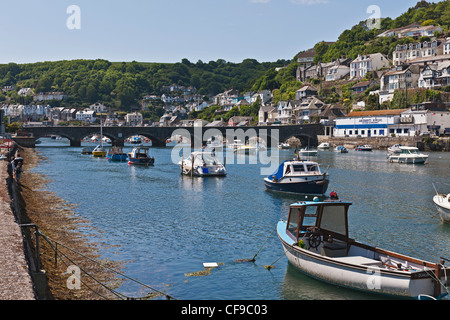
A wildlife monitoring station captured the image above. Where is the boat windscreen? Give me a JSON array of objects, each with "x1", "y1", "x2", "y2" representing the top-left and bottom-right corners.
[{"x1": 320, "y1": 205, "x2": 347, "y2": 235}]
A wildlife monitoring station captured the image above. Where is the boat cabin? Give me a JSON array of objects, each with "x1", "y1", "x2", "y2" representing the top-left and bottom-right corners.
[
  {"x1": 286, "y1": 201, "x2": 351, "y2": 257},
  {"x1": 271, "y1": 160, "x2": 322, "y2": 180}
]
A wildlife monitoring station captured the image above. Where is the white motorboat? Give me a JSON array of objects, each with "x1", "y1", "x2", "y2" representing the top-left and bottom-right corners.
[
  {"x1": 179, "y1": 151, "x2": 226, "y2": 177},
  {"x1": 277, "y1": 200, "x2": 450, "y2": 299},
  {"x1": 387, "y1": 146, "x2": 428, "y2": 164},
  {"x1": 388, "y1": 144, "x2": 403, "y2": 154},
  {"x1": 432, "y1": 185, "x2": 450, "y2": 224},
  {"x1": 296, "y1": 147, "x2": 318, "y2": 157},
  {"x1": 279, "y1": 142, "x2": 291, "y2": 149},
  {"x1": 318, "y1": 142, "x2": 330, "y2": 150},
  {"x1": 264, "y1": 159, "x2": 329, "y2": 195},
  {"x1": 334, "y1": 146, "x2": 348, "y2": 153}
]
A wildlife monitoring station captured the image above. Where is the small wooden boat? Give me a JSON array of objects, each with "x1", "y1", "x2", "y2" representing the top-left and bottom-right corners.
[
  {"x1": 107, "y1": 147, "x2": 128, "y2": 162},
  {"x1": 179, "y1": 151, "x2": 226, "y2": 177},
  {"x1": 277, "y1": 200, "x2": 450, "y2": 299},
  {"x1": 127, "y1": 147, "x2": 154, "y2": 166},
  {"x1": 387, "y1": 146, "x2": 428, "y2": 164},
  {"x1": 264, "y1": 159, "x2": 329, "y2": 195}
]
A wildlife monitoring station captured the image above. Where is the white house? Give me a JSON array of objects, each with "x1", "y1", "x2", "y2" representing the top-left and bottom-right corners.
[
  {"x1": 125, "y1": 112, "x2": 143, "y2": 126},
  {"x1": 89, "y1": 103, "x2": 107, "y2": 113},
  {"x1": 76, "y1": 110, "x2": 96, "y2": 123},
  {"x1": 276, "y1": 101, "x2": 293, "y2": 125},
  {"x1": 251, "y1": 90, "x2": 272, "y2": 105},
  {"x1": 444, "y1": 38, "x2": 450, "y2": 55},
  {"x1": 400, "y1": 103, "x2": 450, "y2": 136},
  {"x1": 325, "y1": 65, "x2": 350, "y2": 81},
  {"x1": 393, "y1": 40, "x2": 442, "y2": 66},
  {"x1": 350, "y1": 53, "x2": 391, "y2": 79},
  {"x1": 418, "y1": 61, "x2": 450, "y2": 89}
]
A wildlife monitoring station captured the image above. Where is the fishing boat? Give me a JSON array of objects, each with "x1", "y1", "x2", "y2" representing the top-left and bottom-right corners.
[
  {"x1": 107, "y1": 146, "x2": 128, "y2": 162},
  {"x1": 318, "y1": 142, "x2": 330, "y2": 150},
  {"x1": 388, "y1": 144, "x2": 403, "y2": 154},
  {"x1": 277, "y1": 200, "x2": 450, "y2": 299},
  {"x1": 264, "y1": 159, "x2": 329, "y2": 195},
  {"x1": 387, "y1": 146, "x2": 428, "y2": 164},
  {"x1": 81, "y1": 146, "x2": 95, "y2": 155},
  {"x1": 129, "y1": 135, "x2": 142, "y2": 144},
  {"x1": 296, "y1": 147, "x2": 318, "y2": 157},
  {"x1": 179, "y1": 151, "x2": 226, "y2": 177},
  {"x1": 334, "y1": 146, "x2": 348, "y2": 153},
  {"x1": 127, "y1": 146, "x2": 154, "y2": 166},
  {"x1": 92, "y1": 145, "x2": 107, "y2": 157},
  {"x1": 355, "y1": 145, "x2": 373, "y2": 151}
]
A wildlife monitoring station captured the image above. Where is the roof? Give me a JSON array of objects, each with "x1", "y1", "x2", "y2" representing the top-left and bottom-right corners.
[
  {"x1": 346, "y1": 109, "x2": 408, "y2": 117},
  {"x1": 351, "y1": 81, "x2": 374, "y2": 89}
]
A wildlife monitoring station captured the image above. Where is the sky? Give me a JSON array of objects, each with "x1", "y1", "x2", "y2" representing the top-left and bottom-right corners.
[{"x1": 0, "y1": 0, "x2": 421, "y2": 64}]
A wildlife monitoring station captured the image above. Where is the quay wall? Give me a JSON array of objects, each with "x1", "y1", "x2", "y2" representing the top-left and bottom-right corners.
[
  {"x1": 0, "y1": 145, "x2": 46, "y2": 300},
  {"x1": 317, "y1": 136, "x2": 450, "y2": 152}
]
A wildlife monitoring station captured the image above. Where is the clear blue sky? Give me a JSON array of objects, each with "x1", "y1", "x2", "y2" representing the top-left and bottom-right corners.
[{"x1": 0, "y1": 0, "x2": 420, "y2": 64}]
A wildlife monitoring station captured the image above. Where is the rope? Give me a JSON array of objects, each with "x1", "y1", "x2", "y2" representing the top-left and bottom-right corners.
[
  {"x1": 236, "y1": 227, "x2": 276, "y2": 263},
  {"x1": 36, "y1": 231, "x2": 176, "y2": 300},
  {"x1": 264, "y1": 247, "x2": 288, "y2": 270}
]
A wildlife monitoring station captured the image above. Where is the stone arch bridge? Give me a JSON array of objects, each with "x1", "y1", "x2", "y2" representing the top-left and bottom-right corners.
[{"x1": 24, "y1": 124, "x2": 324, "y2": 148}]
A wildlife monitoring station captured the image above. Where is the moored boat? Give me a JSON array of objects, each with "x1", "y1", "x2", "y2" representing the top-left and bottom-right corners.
[
  {"x1": 355, "y1": 145, "x2": 372, "y2": 151},
  {"x1": 107, "y1": 146, "x2": 128, "y2": 162},
  {"x1": 179, "y1": 151, "x2": 226, "y2": 177},
  {"x1": 127, "y1": 146, "x2": 154, "y2": 166},
  {"x1": 296, "y1": 147, "x2": 318, "y2": 157},
  {"x1": 334, "y1": 146, "x2": 348, "y2": 153},
  {"x1": 277, "y1": 200, "x2": 450, "y2": 299},
  {"x1": 387, "y1": 146, "x2": 428, "y2": 164},
  {"x1": 279, "y1": 142, "x2": 291, "y2": 149},
  {"x1": 432, "y1": 186, "x2": 450, "y2": 224},
  {"x1": 318, "y1": 142, "x2": 330, "y2": 150},
  {"x1": 264, "y1": 159, "x2": 329, "y2": 195},
  {"x1": 92, "y1": 145, "x2": 107, "y2": 157},
  {"x1": 388, "y1": 144, "x2": 403, "y2": 154}
]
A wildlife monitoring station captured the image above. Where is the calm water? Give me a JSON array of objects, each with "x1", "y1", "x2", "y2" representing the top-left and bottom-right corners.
[{"x1": 32, "y1": 139, "x2": 450, "y2": 300}]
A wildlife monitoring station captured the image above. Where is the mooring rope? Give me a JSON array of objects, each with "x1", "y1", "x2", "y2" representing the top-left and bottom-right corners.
[{"x1": 36, "y1": 231, "x2": 176, "y2": 300}]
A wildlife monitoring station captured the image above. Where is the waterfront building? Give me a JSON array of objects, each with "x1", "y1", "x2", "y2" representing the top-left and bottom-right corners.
[{"x1": 334, "y1": 109, "x2": 408, "y2": 138}]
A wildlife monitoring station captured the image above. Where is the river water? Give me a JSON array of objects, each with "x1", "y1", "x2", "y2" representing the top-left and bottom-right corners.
[{"x1": 32, "y1": 138, "x2": 449, "y2": 300}]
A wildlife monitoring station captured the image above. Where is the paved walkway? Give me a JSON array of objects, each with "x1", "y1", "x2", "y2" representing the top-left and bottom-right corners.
[{"x1": 0, "y1": 162, "x2": 35, "y2": 300}]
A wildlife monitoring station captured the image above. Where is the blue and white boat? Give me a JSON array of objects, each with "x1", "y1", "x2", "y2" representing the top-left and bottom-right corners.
[
  {"x1": 127, "y1": 146, "x2": 154, "y2": 166},
  {"x1": 107, "y1": 147, "x2": 128, "y2": 162},
  {"x1": 277, "y1": 200, "x2": 450, "y2": 299},
  {"x1": 179, "y1": 151, "x2": 226, "y2": 177},
  {"x1": 264, "y1": 159, "x2": 329, "y2": 195},
  {"x1": 334, "y1": 146, "x2": 348, "y2": 153}
]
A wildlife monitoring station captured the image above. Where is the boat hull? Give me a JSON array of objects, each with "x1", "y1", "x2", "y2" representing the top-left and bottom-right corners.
[
  {"x1": 108, "y1": 154, "x2": 128, "y2": 162},
  {"x1": 433, "y1": 195, "x2": 450, "y2": 223},
  {"x1": 264, "y1": 177, "x2": 328, "y2": 195},
  {"x1": 277, "y1": 222, "x2": 443, "y2": 298},
  {"x1": 128, "y1": 158, "x2": 154, "y2": 165},
  {"x1": 388, "y1": 156, "x2": 428, "y2": 164}
]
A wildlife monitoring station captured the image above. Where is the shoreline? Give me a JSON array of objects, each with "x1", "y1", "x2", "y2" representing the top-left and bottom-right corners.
[{"x1": 19, "y1": 147, "x2": 122, "y2": 300}]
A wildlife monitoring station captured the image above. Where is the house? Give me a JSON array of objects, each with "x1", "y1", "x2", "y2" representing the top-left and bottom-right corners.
[
  {"x1": 379, "y1": 65, "x2": 421, "y2": 103},
  {"x1": 125, "y1": 112, "x2": 143, "y2": 126},
  {"x1": 258, "y1": 105, "x2": 278, "y2": 125},
  {"x1": 418, "y1": 61, "x2": 450, "y2": 89},
  {"x1": 296, "y1": 48, "x2": 316, "y2": 82},
  {"x1": 295, "y1": 85, "x2": 318, "y2": 100},
  {"x1": 18, "y1": 88, "x2": 32, "y2": 96},
  {"x1": 334, "y1": 109, "x2": 408, "y2": 138},
  {"x1": 228, "y1": 116, "x2": 253, "y2": 127},
  {"x1": 393, "y1": 40, "x2": 443, "y2": 66},
  {"x1": 325, "y1": 64, "x2": 350, "y2": 82},
  {"x1": 400, "y1": 103, "x2": 450, "y2": 136},
  {"x1": 251, "y1": 90, "x2": 272, "y2": 105},
  {"x1": 89, "y1": 102, "x2": 107, "y2": 113},
  {"x1": 76, "y1": 110, "x2": 96, "y2": 123},
  {"x1": 276, "y1": 101, "x2": 293, "y2": 125},
  {"x1": 293, "y1": 97, "x2": 325, "y2": 123},
  {"x1": 350, "y1": 53, "x2": 390, "y2": 79},
  {"x1": 213, "y1": 89, "x2": 239, "y2": 106},
  {"x1": 205, "y1": 120, "x2": 225, "y2": 127},
  {"x1": 444, "y1": 38, "x2": 450, "y2": 55},
  {"x1": 194, "y1": 119, "x2": 210, "y2": 127},
  {"x1": 33, "y1": 92, "x2": 68, "y2": 102},
  {"x1": 377, "y1": 22, "x2": 442, "y2": 39},
  {"x1": 350, "y1": 81, "x2": 376, "y2": 94}
]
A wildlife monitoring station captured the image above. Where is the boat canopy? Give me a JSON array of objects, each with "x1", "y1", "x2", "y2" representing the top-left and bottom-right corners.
[
  {"x1": 267, "y1": 160, "x2": 322, "y2": 181},
  {"x1": 286, "y1": 201, "x2": 352, "y2": 243}
]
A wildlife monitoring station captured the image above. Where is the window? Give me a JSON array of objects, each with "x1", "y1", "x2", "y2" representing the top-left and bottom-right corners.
[
  {"x1": 320, "y1": 205, "x2": 347, "y2": 235},
  {"x1": 306, "y1": 165, "x2": 318, "y2": 172},
  {"x1": 293, "y1": 165, "x2": 305, "y2": 172}
]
